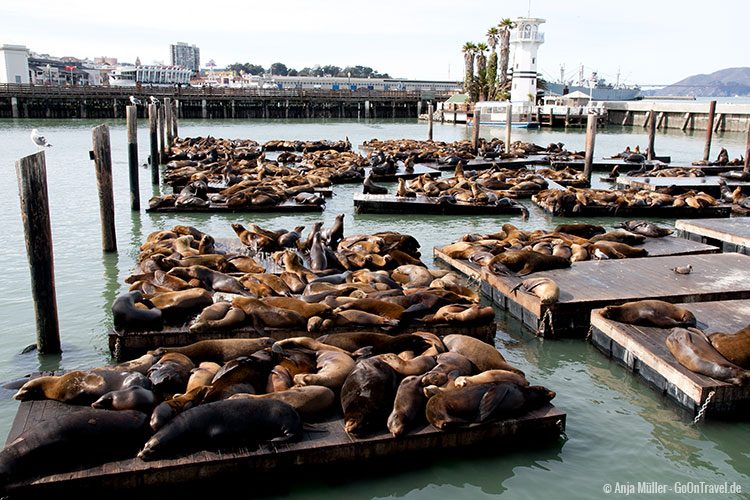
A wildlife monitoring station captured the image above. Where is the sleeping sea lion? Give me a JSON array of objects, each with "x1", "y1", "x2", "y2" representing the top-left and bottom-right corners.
[
  {"x1": 387, "y1": 375, "x2": 428, "y2": 437},
  {"x1": 708, "y1": 325, "x2": 750, "y2": 368},
  {"x1": 229, "y1": 385, "x2": 336, "y2": 419},
  {"x1": 510, "y1": 277, "x2": 560, "y2": 304},
  {"x1": 487, "y1": 250, "x2": 571, "y2": 276},
  {"x1": 601, "y1": 300, "x2": 696, "y2": 328},
  {"x1": 293, "y1": 351, "x2": 355, "y2": 390},
  {"x1": 91, "y1": 386, "x2": 156, "y2": 412},
  {"x1": 666, "y1": 327, "x2": 750, "y2": 384},
  {"x1": 341, "y1": 357, "x2": 401, "y2": 436},
  {"x1": 151, "y1": 338, "x2": 275, "y2": 364},
  {"x1": 443, "y1": 334, "x2": 520, "y2": 373}
]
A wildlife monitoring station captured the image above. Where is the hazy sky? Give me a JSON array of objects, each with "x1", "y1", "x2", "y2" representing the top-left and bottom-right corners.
[{"x1": 1, "y1": 0, "x2": 747, "y2": 86}]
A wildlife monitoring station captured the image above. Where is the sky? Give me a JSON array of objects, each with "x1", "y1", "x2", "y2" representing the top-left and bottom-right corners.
[{"x1": 1, "y1": 0, "x2": 747, "y2": 87}]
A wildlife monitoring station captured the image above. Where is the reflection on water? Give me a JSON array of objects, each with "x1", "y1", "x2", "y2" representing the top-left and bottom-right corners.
[{"x1": 0, "y1": 118, "x2": 748, "y2": 498}]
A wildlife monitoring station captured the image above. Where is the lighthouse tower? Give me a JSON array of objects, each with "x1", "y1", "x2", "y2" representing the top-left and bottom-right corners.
[{"x1": 509, "y1": 17, "x2": 545, "y2": 108}]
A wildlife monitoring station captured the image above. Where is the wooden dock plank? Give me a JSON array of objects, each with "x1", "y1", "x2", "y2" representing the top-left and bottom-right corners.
[
  {"x1": 590, "y1": 300, "x2": 750, "y2": 415},
  {"x1": 676, "y1": 218, "x2": 750, "y2": 254},
  {"x1": 366, "y1": 164, "x2": 441, "y2": 182},
  {"x1": 354, "y1": 194, "x2": 526, "y2": 215},
  {"x1": 480, "y1": 253, "x2": 750, "y2": 337},
  {"x1": 146, "y1": 200, "x2": 325, "y2": 213},
  {"x1": 4, "y1": 401, "x2": 565, "y2": 495}
]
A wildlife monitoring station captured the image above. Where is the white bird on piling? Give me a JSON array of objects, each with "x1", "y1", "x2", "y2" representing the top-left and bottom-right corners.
[
  {"x1": 149, "y1": 96, "x2": 160, "y2": 107},
  {"x1": 30, "y1": 128, "x2": 52, "y2": 148},
  {"x1": 129, "y1": 95, "x2": 143, "y2": 106}
]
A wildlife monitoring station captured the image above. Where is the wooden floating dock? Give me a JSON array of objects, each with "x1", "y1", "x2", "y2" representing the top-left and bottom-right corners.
[
  {"x1": 479, "y1": 253, "x2": 750, "y2": 337},
  {"x1": 366, "y1": 164, "x2": 441, "y2": 182},
  {"x1": 432, "y1": 157, "x2": 542, "y2": 172},
  {"x1": 590, "y1": 300, "x2": 750, "y2": 416},
  {"x1": 551, "y1": 159, "x2": 666, "y2": 172},
  {"x1": 432, "y1": 236, "x2": 719, "y2": 282},
  {"x1": 109, "y1": 322, "x2": 497, "y2": 361},
  {"x1": 146, "y1": 200, "x2": 325, "y2": 213},
  {"x1": 3, "y1": 400, "x2": 564, "y2": 496},
  {"x1": 676, "y1": 218, "x2": 750, "y2": 255},
  {"x1": 354, "y1": 194, "x2": 526, "y2": 215},
  {"x1": 531, "y1": 195, "x2": 732, "y2": 218},
  {"x1": 614, "y1": 177, "x2": 732, "y2": 198}
]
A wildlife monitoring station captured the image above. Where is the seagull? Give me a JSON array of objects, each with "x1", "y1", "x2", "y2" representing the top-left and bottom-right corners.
[
  {"x1": 593, "y1": 248, "x2": 609, "y2": 261},
  {"x1": 149, "y1": 96, "x2": 160, "y2": 107},
  {"x1": 672, "y1": 265, "x2": 692, "y2": 275},
  {"x1": 129, "y1": 95, "x2": 143, "y2": 106},
  {"x1": 30, "y1": 129, "x2": 52, "y2": 148}
]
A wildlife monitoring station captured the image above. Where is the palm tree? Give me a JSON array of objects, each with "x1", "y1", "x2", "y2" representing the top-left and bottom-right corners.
[
  {"x1": 486, "y1": 27, "x2": 499, "y2": 98},
  {"x1": 498, "y1": 18, "x2": 515, "y2": 91},
  {"x1": 462, "y1": 42, "x2": 477, "y2": 95},
  {"x1": 475, "y1": 42, "x2": 488, "y2": 101}
]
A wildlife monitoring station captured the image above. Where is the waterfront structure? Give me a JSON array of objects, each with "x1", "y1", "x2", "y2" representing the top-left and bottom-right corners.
[
  {"x1": 170, "y1": 42, "x2": 200, "y2": 73},
  {"x1": 508, "y1": 17, "x2": 545, "y2": 107},
  {"x1": 246, "y1": 75, "x2": 461, "y2": 93},
  {"x1": 109, "y1": 65, "x2": 194, "y2": 87},
  {"x1": 0, "y1": 44, "x2": 30, "y2": 84},
  {"x1": 28, "y1": 55, "x2": 101, "y2": 86}
]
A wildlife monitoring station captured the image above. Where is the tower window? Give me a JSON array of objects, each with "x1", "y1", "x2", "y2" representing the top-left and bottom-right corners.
[{"x1": 532, "y1": 58, "x2": 535, "y2": 64}]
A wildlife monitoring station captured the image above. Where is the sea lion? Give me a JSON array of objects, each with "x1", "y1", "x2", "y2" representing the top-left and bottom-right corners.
[
  {"x1": 428, "y1": 304, "x2": 495, "y2": 324},
  {"x1": 302, "y1": 222, "x2": 323, "y2": 252},
  {"x1": 147, "y1": 353, "x2": 195, "y2": 397},
  {"x1": 614, "y1": 220, "x2": 673, "y2": 238},
  {"x1": 391, "y1": 265, "x2": 434, "y2": 288},
  {"x1": 601, "y1": 300, "x2": 696, "y2": 328},
  {"x1": 267, "y1": 365, "x2": 294, "y2": 392},
  {"x1": 341, "y1": 357, "x2": 401, "y2": 436},
  {"x1": 420, "y1": 352, "x2": 474, "y2": 387},
  {"x1": 152, "y1": 338, "x2": 275, "y2": 364},
  {"x1": 334, "y1": 298, "x2": 405, "y2": 320},
  {"x1": 322, "y1": 213, "x2": 345, "y2": 249},
  {"x1": 387, "y1": 375, "x2": 427, "y2": 437},
  {"x1": 589, "y1": 229, "x2": 646, "y2": 245},
  {"x1": 103, "y1": 352, "x2": 159, "y2": 376},
  {"x1": 226, "y1": 255, "x2": 265, "y2": 274},
  {"x1": 232, "y1": 297, "x2": 307, "y2": 329},
  {"x1": 205, "y1": 351, "x2": 274, "y2": 402},
  {"x1": 189, "y1": 302, "x2": 247, "y2": 334},
  {"x1": 309, "y1": 231, "x2": 328, "y2": 272},
  {"x1": 396, "y1": 178, "x2": 416, "y2": 198},
  {"x1": 263, "y1": 297, "x2": 332, "y2": 319},
  {"x1": 186, "y1": 362, "x2": 221, "y2": 392},
  {"x1": 553, "y1": 223, "x2": 605, "y2": 239},
  {"x1": 272, "y1": 337, "x2": 351, "y2": 355},
  {"x1": 589, "y1": 241, "x2": 648, "y2": 259},
  {"x1": 149, "y1": 386, "x2": 210, "y2": 432},
  {"x1": 91, "y1": 386, "x2": 156, "y2": 412},
  {"x1": 278, "y1": 226, "x2": 305, "y2": 248},
  {"x1": 333, "y1": 309, "x2": 399, "y2": 328},
  {"x1": 454, "y1": 369, "x2": 529, "y2": 388},
  {"x1": 377, "y1": 353, "x2": 436, "y2": 376},
  {"x1": 443, "y1": 334, "x2": 520, "y2": 373},
  {"x1": 426, "y1": 383, "x2": 556, "y2": 430},
  {"x1": 666, "y1": 328, "x2": 750, "y2": 384},
  {"x1": 363, "y1": 173, "x2": 388, "y2": 194},
  {"x1": 0, "y1": 408, "x2": 149, "y2": 483},
  {"x1": 229, "y1": 385, "x2": 336, "y2": 419},
  {"x1": 138, "y1": 399, "x2": 303, "y2": 460},
  {"x1": 168, "y1": 265, "x2": 250, "y2": 295},
  {"x1": 148, "y1": 288, "x2": 214, "y2": 322},
  {"x1": 487, "y1": 250, "x2": 571, "y2": 276},
  {"x1": 315, "y1": 332, "x2": 428, "y2": 355},
  {"x1": 112, "y1": 291, "x2": 163, "y2": 330},
  {"x1": 708, "y1": 325, "x2": 750, "y2": 368},
  {"x1": 14, "y1": 370, "x2": 132, "y2": 405},
  {"x1": 510, "y1": 277, "x2": 560, "y2": 304},
  {"x1": 293, "y1": 351, "x2": 356, "y2": 390}
]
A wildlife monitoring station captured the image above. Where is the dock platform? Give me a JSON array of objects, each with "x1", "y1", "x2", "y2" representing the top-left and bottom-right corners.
[
  {"x1": 3, "y1": 400, "x2": 565, "y2": 495},
  {"x1": 550, "y1": 159, "x2": 666, "y2": 172},
  {"x1": 590, "y1": 300, "x2": 750, "y2": 416},
  {"x1": 353, "y1": 194, "x2": 526, "y2": 215},
  {"x1": 615, "y1": 177, "x2": 724, "y2": 197},
  {"x1": 479, "y1": 253, "x2": 750, "y2": 337},
  {"x1": 366, "y1": 164, "x2": 441, "y2": 182},
  {"x1": 146, "y1": 200, "x2": 325, "y2": 213},
  {"x1": 109, "y1": 322, "x2": 497, "y2": 361},
  {"x1": 531, "y1": 194, "x2": 732, "y2": 218},
  {"x1": 676, "y1": 218, "x2": 750, "y2": 255}
]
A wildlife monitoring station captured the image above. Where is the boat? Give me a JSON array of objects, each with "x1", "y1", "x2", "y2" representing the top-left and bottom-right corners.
[
  {"x1": 469, "y1": 101, "x2": 540, "y2": 128},
  {"x1": 545, "y1": 82, "x2": 641, "y2": 101}
]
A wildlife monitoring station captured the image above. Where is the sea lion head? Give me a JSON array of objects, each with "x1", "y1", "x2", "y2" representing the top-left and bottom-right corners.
[
  {"x1": 524, "y1": 385, "x2": 556, "y2": 408},
  {"x1": 680, "y1": 309, "x2": 698, "y2": 327}
]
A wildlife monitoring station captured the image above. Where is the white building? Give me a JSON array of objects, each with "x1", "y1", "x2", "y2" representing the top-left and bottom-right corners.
[
  {"x1": 0, "y1": 44, "x2": 30, "y2": 84},
  {"x1": 109, "y1": 65, "x2": 193, "y2": 86},
  {"x1": 509, "y1": 17, "x2": 545, "y2": 107}
]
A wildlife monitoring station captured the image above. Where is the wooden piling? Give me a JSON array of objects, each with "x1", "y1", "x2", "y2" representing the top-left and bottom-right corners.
[
  {"x1": 427, "y1": 102, "x2": 434, "y2": 141},
  {"x1": 126, "y1": 106, "x2": 140, "y2": 211},
  {"x1": 565, "y1": 107, "x2": 571, "y2": 127},
  {"x1": 15, "y1": 151, "x2": 61, "y2": 354},
  {"x1": 681, "y1": 112, "x2": 692, "y2": 131},
  {"x1": 472, "y1": 110, "x2": 481, "y2": 153},
  {"x1": 647, "y1": 109, "x2": 656, "y2": 161},
  {"x1": 505, "y1": 105, "x2": 512, "y2": 153},
  {"x1": 704, "y1": 100, "x2": 717, "y2": 161},
  {"x1": 158, "y1": 105, "x2": 167, "y2": 163},
  {"x1": 172, "y1": 100, "x2": 179, "y2": 139},
  {"x1": 164, "y1": 97, "x2": 173, "y2": 153},
  {"x1": 148, "y1": 103, "x2": 159, "y2": 184},
  {"x1": 583, "y1": 111, "x2": 597, "y2": 183},
  {"x1": 620, "y1": 110, "x2": 630, "y2": 127},
  {"x1": 91, "y1": 125, "x2": 117, "y2": 252},
  {"x1": 744, "y1": 120, "x2": 750, "y2": 174}
]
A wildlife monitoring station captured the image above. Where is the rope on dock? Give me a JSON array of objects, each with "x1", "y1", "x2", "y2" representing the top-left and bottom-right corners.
[{"x1": 692, "y1": 390, "x2": 715, "y2": 425}]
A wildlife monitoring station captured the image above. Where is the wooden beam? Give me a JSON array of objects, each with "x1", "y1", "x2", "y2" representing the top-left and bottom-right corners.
[
  {"x1": 148, "y1": 103, "x2": 159, "y2": 184},
  {"x1": 91, "y1": 125, "x2": 117, "y2": 252},
  {"x1": 583, "y1": 112, "x2": 597, "y2": 182},
  {"x1": 704, "y1": 100, "x2": 717, "y2": 161},
  {"x1": 621, "y1": 110, "x2": 630, "y2": 126},
  {"x1": 681, "y1": 112, "x2": 692, "y2": 131},
  {"x1": 126, "y1": 105, "x2": 140, "y2": 211},
  {"x1": 647, "y1": 110, "x2": 656, "y2": 160}
]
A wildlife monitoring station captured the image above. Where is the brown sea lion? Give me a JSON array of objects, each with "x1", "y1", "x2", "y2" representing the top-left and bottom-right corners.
[
  {"x1": 420, "y1": 352, "x2": 474, "y2": 387},
  {"x1": 204, "y1": 352, "x2": 274, "y2": 402},
  {"x1": 589, "y1": 229, "x2": 646, "y2": 245},
  {"x1": 443, "y1": 334, "x2": 520, "y2": 373},
  {"x1": 666, "y1": 328, "x2": 750, "y2": 384},
  {"x1": 601, "y1": 300, "x2": 696, "y2": 328},
  {"x1": 426, "y1": 383, "x2": 556, "y2": 430},
  {"x1": 487, "y1": 250, "x2": 571, "y2": 276},
  {"x1": 708, "y1": 325, "x2": 750, "y2": 368},
  {"x1": 341, "y1": 357, "x2": 401, "y2": 436},
  {"x1": 377, "y1": 353, "x2": 436, "y2": 376},
  {"x1": 166, "y1": 265, "x2": 252, "y2": 295},
  {"x1": 152, "y1": 338, "x2": 275, "y2": 364},
  {"x1": 186, "y1": 362, "x2": 221, "y2": 392},
  {"x1": 316, "y1": 332, "x2": 428, "y2": 355},
  {"x1": 189, "y1": 302, "x2": 247, "y2": 333},
  {"x1": 229, "y1": 385, "x2": 336, "y2": 419},
  {"x1": 387, "y1": 375, "x2": 428, "y2": 437},
  {"x1": 14, "y1": 370, "x2": 132, "y2": 405},
  {"x1": 147, "y1": 353, "x2": 195, "y2": 397},
  {"x1": 428, "y1": 304, "x2": 495, "y2": 324},
  {"x1": 333, "y1": 309, "x2": 399, "y2": 328},
  {"x1": 272, "y1": 337, "x2": 351, "y2": 355},
  {"x1": 589, "y1": 241, "x2": 648, "y2": 259},
  {"x1": 232, "y1": 297, "x2": 307, "y2": 329},
  {"x1": 454, "y1": 369, "x2": 529, "y2": 388},
  {"x1": 293, "y1": 351, "x2": 356, "y2": 389},
  {"x1": 227, "y1": 255, "x2": 265, "y2": 274},
  {"x1": 334, "y1": 298, "x2": 405, "y2": 320},
  {"x1": 263, "y1": 297, "x2": 332, "y2": 319},
  {"x1": 510, "y1": 277, "x2": 560, "y2": 304},
  {"x1": 138, "y1": 399, "x2": 302, "y2": 460},
  {"x1": 148, "y1": 288, "x2": 214, "y2": 320},
  {"x1": 363, "y1": 173, "x2": 388, "y2": 194},
  {"x1": 266, "y1": 365, "x2": 294, "y2": 392},
  {"x1": 91, "y1": 386, "x2": 156, "y2": 412},
  {"x1": 391, "y1": 265, "x2": 434, "y2": 288}
]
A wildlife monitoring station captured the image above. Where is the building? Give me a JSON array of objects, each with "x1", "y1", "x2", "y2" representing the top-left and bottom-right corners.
[
  {"x1": 170, "y1": 42, "x2": 200, "y2": 73},
  {"x1": 508, "y1": 17, "x2": 545, "y2": 107},
  {"x1": 28, "y1": 55, "x2": 100, "y2": 86},
  {"x1": 0, "y1": 44, "x2": 30, "y2": 84},
  {"x1": 109, "y1": 65, "x2": 193, "y2": 87}
]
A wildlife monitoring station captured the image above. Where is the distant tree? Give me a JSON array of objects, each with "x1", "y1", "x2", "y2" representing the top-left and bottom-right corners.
[
  {"x1": 287, "y1": 68, "x2": 298, "y2": 76},
  {"x1": 247, "y1": 64, "x2": 265, "y2": 75},
  {"x1": 476, "y1": 42, "x2": 488, "y2": 101},
  {"x1": 321, "y1": 65, "x2": 341, "y2": 77},
  {"x1": 270, "y1": 62, "x2": 289, "y2": 75},
  {"x1": 227, "y1": 63, "x2": 265, "y2": 75},
  {"x1": 462, "y1": 42, "x2": 477, "y2": 97},
  {"x1": 486, "y1": 27, "x2": 499, "y2": 99},
  {"x1": 498, "y1": 18, "x2": 515, "y2": 90}
]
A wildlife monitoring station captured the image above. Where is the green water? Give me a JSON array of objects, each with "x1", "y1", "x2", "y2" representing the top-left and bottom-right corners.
[{"x1": 0, "y1": 118, "x2": 748, "y2": 499}]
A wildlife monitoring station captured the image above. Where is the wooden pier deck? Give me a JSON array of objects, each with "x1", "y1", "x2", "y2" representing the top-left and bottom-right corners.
[
  {"x1": 110, "y1": 322, "x2": 497, "y2": 361},
  {"x1": 675, "y1": 218, "x2": 750, "y2": 255},
  {"x1": 433, "y1": 237, "x2": 719, "y2": 281},
  {"x1": 550, "y1": 159, "x2": 667, "y2": 172},
  {"x1": 3, "y1": 400, "x2": 565, "y2": 495},
  {"x1": 353, "y1": 194, "x2": 527, "y2": 215},
  {"x1": 615, "y1": 177, "x2": 724, "y2": 197},
  {"x1": 531, "y1": 195, "x2": 732, "y2": 218},
  {"x1": 479, "y1": 252, "x2": 750, "y2": 337},
  {"x1": 590, "y1": 300, "x2": 750, "y2": 416},
  {"x1": 146, "y1": 200, "x2": 325, "y2": 213},
  {"x1": 366, "y1": 164, "x2": 441, "y2": 182}
]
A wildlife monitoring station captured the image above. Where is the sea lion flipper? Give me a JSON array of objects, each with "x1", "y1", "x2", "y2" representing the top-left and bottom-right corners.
[{"x1": 477, "y1": 385, "x2": 512, "y2": 423}]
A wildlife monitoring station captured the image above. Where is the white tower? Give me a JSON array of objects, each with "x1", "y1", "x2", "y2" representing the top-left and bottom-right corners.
[{"x1": 509, "y1": 17, "x2": 545, "y2": 107}]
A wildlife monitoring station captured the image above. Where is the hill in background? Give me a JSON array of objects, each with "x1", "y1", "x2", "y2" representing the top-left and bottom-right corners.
[{"x1": 650, "y1": 67, "x2": 750, "y2": 97}]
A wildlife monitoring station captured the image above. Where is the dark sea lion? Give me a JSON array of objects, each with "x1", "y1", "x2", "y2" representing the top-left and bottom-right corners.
[
  {"x1": 293, "y1": 351, "x2": 355, "y2": 390},
  {"x1": 186, "y1": 361, "x2": 221, "y2": 392},
  {"x1": 387, "y1": 375, "x2": 428, "y2": 437},
  {"x1": 363, "y1": 173, "x2": 388, "y2": 194},
  {"x1": 278, "y1": 226, "x2": 305, "y2": 248},
  {"x1": 487, "y1": 250, "x2": 571, "y2": 276},
  {"x1": 454, "y1": 370, "x2": 529, "y2": 388},
  {"x1": 341, "y1": 357, "x2": 401, "y2": 436},
  {"x1": 666, "y1": 328, "x2": 750, "y2": 384},
  {"x1": 316, "y1": 333, "x2": 429, "y2": 355},
  {"x1": 589, "y1": 229, "x2": 646, "y2": 245},
  {"x1": 138, "y1": 399, "x2": 302, "y2": 461},
  {"x1": 149, "y1": 386, "x2": 210, "y2": 432},
  {"x1": 152, "y1": 338, "x2": 275, "y2": 364},
  {"x1": 426, "y1": 382, "x2": 556, "y2": 430},
  {"x1": 443, "y1": 334, "x2": 520, "y2": 373},
  {"x1": 147, "y1": 353, "x2": 195, "y2": 397},
  {"x1": 302, "y1": 222, "x2": 323, "y2": 252},
  {"x1": 323, "y1": 213, "x2": 345, "y2": 249},
  {"x1": 229, "y1": 385, "x2": 336, "y2": 419},
  {"x1": 309, "y1": 231, "x2": 328, "y2": 272},
  {"x1": 420, "y1": 352, "x2": 474, "y2": 387},
  {"x1": 708, "y1": 325, "x2": 750, "y2": 368},
  {"x1": 14, "y1": 370, "x2": 132, "y2": 405},
  {"x1": 614, "y1": 220, "x2": 674, "y2": 238},
  {"x1": 0, "y1": 408, "x2": 149, "y2": 483},
  {"x1": 510, "y1": 277, "x2": 560, "y2": 304},
  {"x1": 205, "y1": 352, "x2": 274, "y2": 402},
  {"x1": 112, "y1": 291, "x2": 163, "y2": 330},
  {"x1": 168, "y1": 265, "x2": 250, "y2": 295},
  {"x1": 189, "y1": 302, "x2": 247, "y2": 334},
  {"x1": 91, "y1": 386, "x2": 156, "y2": 412},
  {"x1": 553, "y1": 223, "x2": 605, "y2": 239},
  {"x1": 377, "y1": 353, "x2": 436, "y2": 376},
  {"x1": 601, "y1": 300, "x2": 696, "y2": 328}
]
